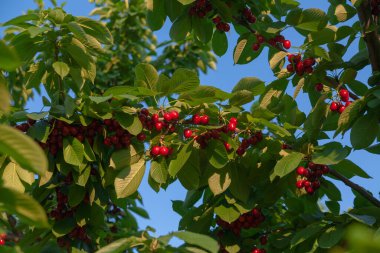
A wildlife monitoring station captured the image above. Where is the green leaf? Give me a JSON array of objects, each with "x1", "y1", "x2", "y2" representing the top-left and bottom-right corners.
[
  {"x1": 208, "y1": 170, "x2": 231, "y2": 196},
  {"x1": 318, "y1": 226, "x2": 345, "y2": 248},
  {"x1": 2, "y1": 162, "x2": 25, "y2": 192},
  {"x1": 232, "y1": 77, "x2": 265, "y2": 96},
  {"x1": 290, "y1": 223, "x2": 324, "y2": 248},
  {"x1": 168, "y1": 68, "x2": 200, "y2": 94},
  {"x1": 110, "y1": 144, "x2": 145, "y2": 169},
  {"x1": 63, "y1": 137, "x2": 84, "y2": 167},
  {"x1": 171, "y1": 231, "x2": 219, "y2": 253},
  {"x1": 0, "y1": 125, "x2": 47, "y2": 175},
  {"x1": 0, "y1": 40, "x2": 21, "y2": 71},
  {"x1": 76, "y1": 16, "x2": 113, "y2": 44},
  {"x1": 270, "y1": 152, "x2": 304, "y2": 181},
  {"x1": 207, "y1": 141, "x2": 229, "y2": 169},
  {"x1": 168, "y1": 141, "x2": 193, "y2": 177},
  {"x1": 214, "y1": 205, "x2": 240, "y2": 223},
  {"x1": 0, "y1": 186, "x2": 49, "y2": 228},
  {"x1": 313, "y1": 142, "x2": 351, "y2": 165},
  {"x1": 147, "y1": 0, "x2": 166, "y2": 31},
  {"x1": 114, "y1": 158, "x2": 146, "y2": 198},
  {"x1": 95, "y1": 237, "x2": 144, "y2": 253},
  {"x1": 52, "y1": 217, "x2": 76, "y2": 237},
  {"x1": 53, "y1": 61, "x2": 70, "y2": 79},
  {"x1": 2, "y1": 13, "x2": 39, "y2": 26},
  {"x1": 150, "y1": 160, "x2": 168, "y2": 184},
  {"x1": 350, "y1": 114, "x2": 379, "y2": 149},
  {"x1": 193, "y1": 16, "x2": 213, "y2": 43},
  {"x1": 115, "y1": 113, "x2": 143, "y2": 136},
  {"x1": 212, "y1": 30, "x2": 228, "y2": 57},
  {"x1": 135, "y1": 63, "x2": 158, "y2": 91},
  {"x1": 335, "y1": 98, "x2": 365, "y2": 136},
  {"x1": 331, "y1": 159, "x2": 371, "y2": 179},
  {"x1": 170, "y1": 14, "x2": 191, "y2": 41},
  {"x1": 68, "y1": 185, "x2": 86, "y2": 207}
]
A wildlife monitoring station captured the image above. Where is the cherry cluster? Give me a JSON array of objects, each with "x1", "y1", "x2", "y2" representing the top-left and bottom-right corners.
[
  {"x1": 371, "y1": 0, "x2": 380, "y2": 15},
  {"x1": 0, "y1": 233, "x2": 6, "y2": 246},
  {"x1": 286, "y1": 54, "x2": 316, "y2": 76},
  {"x1": 252, "y1": 34, "x2": 291, "y2": 52},
  {"x1": 212, "y1": 16, "x2": 230, "y2": 32},
  {"x1": 295, "y1": 162, "x2": 330, "y2": 195},
  {"x1": 216, "y1": 208, "x2": 265, "y2": 236},
  {"x1": 14, "y1": 118, "x2": 35, "y2": 132},
  {"x1": 103, "y1": 118, "x2": 145, "y2": 148},
  {"x1": 139, "y1": 108, "x2": 180, "y2": 133},
  {"x1": 188, "y1": 0, "x2": 212, "y2": 18},
  {"x1": 251, "y1": 235, "x2": 268, "y2": 253},
  {"x1": 236, "y1": 131, "x2": 263, "y2": 156},
  {"x1": 242, "y1": 7, "x2": 256, "y2": 24},
  {"x1": 330, "y1": 89, "x2": 352, "y2": 114}
]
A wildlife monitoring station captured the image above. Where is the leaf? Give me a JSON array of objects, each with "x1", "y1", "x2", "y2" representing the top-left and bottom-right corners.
[
  {"x1": 2, "y1": 13, "x2": 39, "y2": 26},
  {"x1": 269, "y1": 51, "x2": 288, "y2": 71},
  {"x1": 68, "y1": 185, "x2": 85, "y2": 207},
  {"x1": 212, "y1": 30, "x2": 228, "y2": 57},
  {"x1": 270, "y1": 152, "x2": 304, "y2": 181},
  {"x1": 232, "y1": 77, "x2": 265, "y2": 96},
  {"x1": 0, "y1": 125, "x2": 47, "y2": 175},
  {"x1": 171, "y1": 231, "x2": 219, "y2": 253},
  {"x1": 335, "y1": 98, "x2": 365, "y2": 136},
  {"x1": 170, "y1": 14, "x2": 191, "y2": 41},
  {"x1": 233, "y1": 39, "x2": 247, "y2": 64},
  {"x1": 168, "y1": 141, "x2": 193, "y2": 177},
  {"x1": 0, "y1": 40, "x2": 21, "y2": 71},
  {"x1": 53, "y1": 61, "x2": 70, "y2": 79},
  {"x1": 208, "y1": 170, "x2": 231, "y2": 196},
  {"x1": 312, "y1": 142, "x2": 351, "y2": 165},
  {"x1": 346, "y1": 213, "x2": 376, "y2": 226},
  {"x1": 114, "y1": 158, "x2": 146, "y2": 198},
  {"x1": 214, "y1": 205, "x2": 240, "y2": 223},
  {"x1": 318, "y1": 226, "x2": 345, "y2": 248},
  {"x1": 331, "y1": 159, "x2": 371, "y2": 179},
  {"x1": 2, "y1": 162, "x2": 25, "y2": 192},
  {"x1": 290, "y1": 223, "x2": 324, "y2": 248},
  {"x1": 293, "y1": 77, "x2": 304, "y2": 99},
  {"x1": 207, "y1": 141, "x2": 229, "y2": 169},
  {"x1": 350, "y1": 114, "x2": 379, "y2": 150},
  {"x1": 110, "y1": 144, "x2": 144, "y2": 169},
  {"x1": 63, "y1": 137, "x2": 84, "y2": 167},
  {"x1": 76, "y1": 16, "x2": 113, "y2": 44},
  {"x1": 150, "y1": 160, "x2": 168, "y2": 184},
  {"x1": 0, "y1": 186, "x2": 49, "y2": 228},
  {"x1": 95, "y1": 237, "x2": 144, "y2": 253},
  {"x1": 115, "y1": 113, "x2": 143, "y2": 136},
  {"x1": 169, "y1": 68, "x2": 200, "y2": 94},
  {"x1": 135, "y1": 63, "x2": 158, "y2": 91}
]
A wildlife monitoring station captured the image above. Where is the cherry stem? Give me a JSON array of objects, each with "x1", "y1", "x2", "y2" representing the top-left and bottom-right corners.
[{"x1": 329, "y1": 168, "x2": 380, "y2": 208}]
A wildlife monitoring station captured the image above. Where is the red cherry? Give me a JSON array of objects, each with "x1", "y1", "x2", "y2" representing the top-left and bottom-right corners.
[
  {"x1": 339, "y1": 89, "x2": 350, "y2": 102},
  {"x1": 200, "y1": 115, "x2": 209, "y2": 125},
  {"x1": 103, "y1": 138, "x2": 112, "y2": 146},
  {"x1": 163, "y1": 113, "x2": 172, "y2": 122},
  {"x1": 305, "y1": 186, "x2": 315, "y2": 194},
  {"x1": 304, "y1": 181, "x2": 311, "y2": 188},
  {"x1": 283, "y1": 40, "x2": 291, "y2": 49},
  {"x1": 227, "y1": 122, "x2": 236, "y2": 132},
  {"x1": 0, "y1": 238, "x2": 5, "y2": 245},
  {"x1": 192, "y1": 114, "x2": 201, "y2": 124},
  {"x1": 330, "y1": 102, "x2": 339, "y2": 111},
  {"x1": 212, "y1": 16, "x2": 221, "y2": 24},
  {"x1": 287, "y1": 54, "x2": 295, "y2": 62},
  {"x1": 252, "y1": 249, "x2": 261, "y2": 253},
  {"x1": 229, "y1": 117, "x2": 238, "y2": 124},
  {"x1": 303, "y1": 58, "x2": 315, "y2": 67},
  {"x1": 137, "y1": 133, "x2": 146, "y2": 141},
  {"x1": 224, "y1": 142, "x2": 231, "y2": 152},
  {"x1": 296, "y1": 166, "x2": 307, "y2": 176},
  {"x1": 345, "y1": 101, "x2": 352, "y2": 107},
  {"x1": 0, "y1": 233, "x2": 6, "y2": 240},
  {"x1": 151, "y1": 146, "x2": 161, "y2": 156},
  {"x1": 293, "y1": 54, "x2": 302, "y2": 63},
  {"x1": 322, "y1": 165, "x2": 330, "y2": 174},
  {"x1": 338, "y1": 106, "x2": 346, "y2": 114},
  {"x1": 296, "y1": 61, "x2": 304, "y2": 72},
  {"x1": 151, "y1": 113, "x2": 159, "y2": 122},
  {"x1": 184, "y1": 129, "x2": 193, "y2": 139},
  {"x1": 312, "y1": 181, "x2": 321, "y2": 189},
  {"x1": 305, "y1": 66, "x2": 314, "y2": 74},
  {"x1": 155, "y1": 122, "x2": 163, "y2": 131},
  {"x1": 252, "y1": 43, "x2": 260, "y2": 51},
  {"x1": 287, "y1": 64, "x2": 294, "y2": 72},
  {"x1": 296, "y1": 180, "x2": 305, "y2": 189},
  {"x1": 160, "y1": 146, "x2": 169, "y2": 156},
  {"x1": 111, "y1": 135, "x2": 119, "y2": 145},
  {"x1": 236, "y1": 147, "x2": 245, "y2": 156},
  {"x1": 260, "y1": 235, "x2": 268, "y2": 245},
  {"x1": 170, "y1": 110, "x2": 179, "y2": 120},
  {"x1": 223, "y1": 23, "x2": 230, "y2": 32},
  {"x1": 256, "y1": 35, "x2": 265, "y2": 44},
  {"x1": 315, "y1": 83, "x2": 323, "y2": 92},
  {"x1": 140, "y1": 108, "x2": 149, "y2": 116}
]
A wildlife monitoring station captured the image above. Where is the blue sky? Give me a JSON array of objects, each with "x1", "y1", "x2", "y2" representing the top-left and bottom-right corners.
[{"x1": 1, "y1": 0, "x2": 378, "y2": 239}]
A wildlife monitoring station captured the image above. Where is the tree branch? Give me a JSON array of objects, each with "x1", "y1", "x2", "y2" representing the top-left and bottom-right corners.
[
  {"x1": 357, "y1": 0, "x2": 380, "y2": 73},
  {"x1": 329, "y1": 169, "x2": 380, "y2": 208}
]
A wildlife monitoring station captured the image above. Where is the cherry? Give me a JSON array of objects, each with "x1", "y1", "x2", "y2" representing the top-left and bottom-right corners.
[
  {"x1": 296, "y1": 61, "x2": 304, "y2": 72},
  {"x1": 305, "y1": 186, "x2": 315, "y2": 194},
  {"x1": 224, "y1": 142, "x2": 231, "y2": 152},
  {"x1": 260, "y1": 235, "x2": 268, "y2": 245},
  {"x1": 192, "y1": 114, "x2": 201, "y2": 124},
  {"x1": 155, "y1": 122, "x2": 163, "y2": 131},
  {"x1": 236, "y1": 147, "x2": 245, "y2": 156},
  {"x1": 163, "y1": 112, "x2": 172, "y2": 122},
  {"x1": 283, "y1": 40, "x2": 291, "y2": 49},
  {"x1": 304, "y1": 181, "x2": 311, "y2": 188},
  {"x1": 312, "y1": 181, "x2": 321, "y2": 189},
  {"x1": 330, "y1": 102, "x2": 339, "y2": 111},
  {"x1": 0, "y1": 238, "x2": 5, "y2": 245},
  {"x1": 315, "y1": 83, "x2": 323, "y2": 92},
  {"x1": 140, "y1": 108, "x2": 149, "y2": 116},
  {"x1": 0, "y1": 234, "x2": 6, "y2": 240},
  {"x1": 200, "y1": 115, "x2": 209, "y2": 125},
  {"x1": 322, "y1": 165, "x2": 330, "y2": 174},
  {"x1": 170, "y1": 110, "x2": 179, "y2": 120},
  {"x1": 256, "y1": 35, "x2": 265, "y2": 44},
  {"x1": 160, "y1": 146, "x2": 169, "y2": 156},
  {"x1": 303, "y1": 58, "x2": 315, "y2": 67},
  {"x1": 252, "y1": 43, "x2": 260, "y2": 51},
  {"x1": 111, "y1": 135, "x2": 119, "y2": 145},
  {"x1": 252, "y1": 249, "x2": 261, "y2": 253},
  {"x1": 229, "y1": 117, "x2": 237, "y2": 124},
  {"x1": 339, "y1": 89, "x2": 350, "y2": 102},
  {"x1": 345, "y1": 101, "x2": 352, "y2": 107},
  {"x1": 223, "y1": 23, "x2": 230, "y2": 32},
  {"x1": 151, "y1": 113, "x2": 159, "y2": 122},
  {"x1": 296, "y1": 166, "x2": 307, "y2": 176},
  {"x1": 212, "y1": 16, "x2": 221, "y2": 24},
  {"x1": 184, "y1": 129, "x2": 193, "y2": 139},
  {"x1": 338, "y1": 106, "x2": 346, "y2": 114},
  {"x1": 287, "y1": 64, "x2": 294, "y2": 72},
  {"x1": 296, "y1": 180, "x2": 305, "y2": 189},
  {"x1": 103, "y1": 138, "x2": 112, "y2": 146},
  {"x1": 137, "y1": 133, "x2": 146, "y2": 141},
  {"x1": 151, "y1": 146, "x2": 161, "y2": 156},
  {"x1": 227, "y1": 122, "x2": 236, "y2": 132}
]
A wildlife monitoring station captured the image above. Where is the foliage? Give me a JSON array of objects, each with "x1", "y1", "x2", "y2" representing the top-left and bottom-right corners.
[{"x1": 0, "y1": 0, "x2": 379, "y2": 252}]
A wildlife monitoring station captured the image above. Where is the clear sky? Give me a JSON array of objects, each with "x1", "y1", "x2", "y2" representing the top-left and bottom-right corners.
[{"x1": 0, "y1": 0, "x2": 378, "y2": 239}]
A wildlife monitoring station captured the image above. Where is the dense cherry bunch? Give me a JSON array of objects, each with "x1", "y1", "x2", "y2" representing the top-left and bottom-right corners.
[
  {"x1": 236, "y1": 131, "x2": 263, "y2": 156},
  {"x1": 371, "y1": 0, "x2": 380, "y2": 15},
  {"x1": 330, "y1": 89, "x2": 352, "y2": 114},
  {"x1": 212, "y1": 16, "x2": 230, "y2": 32},
  {"x1": 150, "y1": 145, "x2": 172, "y2": 157},
  {"x1": 0, "y1": 233, "x2": 6, "y2": 246},
  {"x1": 217, "y1": 208, "x2": 266, "y2": 252},
  {"x1": 295, "y1": 162, "x2": 330, "y2": 195},
  {"x1": 242, "y1": 7, "x2": 256, "y2": 24},
  {"x1": 139, "y1": 108, "x2": 180, "y2": 133},
  {"x1": 188, "y1": 0, "x2": 212, "y2": 18},
  {"x1": 252, "y1": 34, "x2": 291, "y2": 52},
  {"x1": 286, "y1": 54, "x2": 316, "y2": 76}
]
